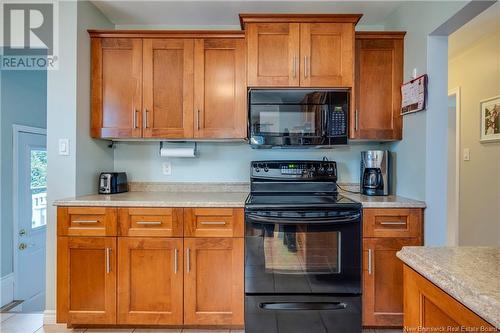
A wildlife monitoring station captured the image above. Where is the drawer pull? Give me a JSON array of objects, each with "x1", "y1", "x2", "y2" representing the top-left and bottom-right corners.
[
  {"x1": 136, "y1": 221, "x2": 162, "y2": 225},
  {"x1": 200, "y1": 221, "x2": 226, "y2": 225},
  {"x1": 72, "y1": 220, "x2": 98, "y2": 224},
  {"x1": 380, "y1": 221, "x2": 406, "y2": 225}
]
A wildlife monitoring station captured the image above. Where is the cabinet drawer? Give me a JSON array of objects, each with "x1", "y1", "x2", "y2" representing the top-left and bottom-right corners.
[
  {"x1": 363, "y1": 208, "x2": 422, "y2": 238},
  {"x1": 184, "y1": 208, "x2": 244, "y2": 237},
  {"x1": 118, "y1": 208, "x2": 183, "y2": 237},
  {"x1": 57, "y1": 207, "x2": 117, "y2": 236}
]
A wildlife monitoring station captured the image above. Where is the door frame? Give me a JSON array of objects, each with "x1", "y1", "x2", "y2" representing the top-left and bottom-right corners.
[
  {"x1": 447, "y1": 87, "x2": 461, "y2": 246},
  {"x1": 12, "y1": 124, "x2": 47, "y2": 300}
]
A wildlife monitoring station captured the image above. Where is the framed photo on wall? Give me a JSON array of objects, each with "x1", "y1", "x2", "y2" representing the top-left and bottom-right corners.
[{"x1": 480, "y1": 95, "x2": 500, "y2": 142}]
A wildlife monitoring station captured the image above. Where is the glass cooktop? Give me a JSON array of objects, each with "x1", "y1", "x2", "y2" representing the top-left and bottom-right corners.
[{"x1": 246, "y1": 193, "x2": 360, "y2": 209}]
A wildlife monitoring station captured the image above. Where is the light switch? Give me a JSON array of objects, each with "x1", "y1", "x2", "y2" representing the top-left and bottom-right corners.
[
  {"x1": 463, "y1": 148, "x2": 470, "y2": 161},
  {"x1": 162, "y1": 162, "x2": 172, "y2": 175},
  {"x1": 58, "y1": 139, "x2": 69, "y2": 156}
]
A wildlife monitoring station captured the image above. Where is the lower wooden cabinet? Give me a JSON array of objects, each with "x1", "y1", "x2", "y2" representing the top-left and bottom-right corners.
[
  {"x1": 57, "y1": 237, "x2": 117, "y2": 325},
  {"x1": 117, "y1": 237, "x2": 183, "y2": 325},
  {"x1": 363, "y1": 237, "x2": 421, "y2": 326},
  {"x1": 57, "y1": 207, "x2": 244, "y2": 328},
  {"x1": 403, "y1": 265, "x2": 494, "y2": 330},
  {"x1": 184, "y1": 238, "x2": 244, "y2": 325}
]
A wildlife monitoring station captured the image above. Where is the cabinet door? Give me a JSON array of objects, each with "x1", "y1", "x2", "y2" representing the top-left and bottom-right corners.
[
  {"x1": 246, "y1": 23, "x2": 300, "y2": 87},
  {"x1": 57, "y1": 237, "x2": 116, "y2": 325},
  {"x1": 194, "y1": 39, "x2": 246, "y2": 138},
  {"x1": 363, "y1": 237, "x2": 420, "y2": 327},
  {"x1": 184, "y1": 238, "x2": 244, "y2": 325},
  {"x1": 300, "y1": 23, "x2": 354, "y2": 87},
  {"x1": 143, "y1": 39, "x2": 194, "y2": 138},
  {"x1": 353, "y1": 34, "x2": 404, "y2": 140},
  {"x1": 91, "y1": 38, "x2": 142, "y2": 139},
  {"x1": 117, "y1": 238, "x2": 183, "y2": 325}
]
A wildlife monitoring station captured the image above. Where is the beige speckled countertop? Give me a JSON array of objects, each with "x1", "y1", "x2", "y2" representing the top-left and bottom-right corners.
[
  {"x1": 53, "y1": 182, "x2": 426, "y2": 208},
  {"x1": 397, "y1": 246, "x2": 500, "y2": 328}
]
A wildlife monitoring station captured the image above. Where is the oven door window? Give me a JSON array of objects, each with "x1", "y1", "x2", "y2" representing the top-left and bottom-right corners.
[
  {"x1": 263, "y1": 225, "x2": 340, "y2": 274},
  {"x1": 245, "y1": 217, "x2": 361, "y2": 294}
]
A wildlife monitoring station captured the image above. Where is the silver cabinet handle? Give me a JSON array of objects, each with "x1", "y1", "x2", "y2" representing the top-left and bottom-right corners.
[
  {"x1": 368, "y1": 249, "x2": 372, "y2": 275},
  {"x1": 144, "y1": 109, "x2": 149, "y2": 128},
  {"x1": 197, "y1": 109, "x2": 201, "y2": 130},
  {"x1": 292, "y1": 56, "x2": 297, "y2": 78},
  {"x1": 72, "y1": 220, "x2": 98, "y2": 224},
  {"x1": 136, "y1": 221, "x2": 162, "y2": 225},
  {"x1": 354, "y1": 109, "x2": 359, "y2": 132},
  {"x1": 174, "y1": 248, "x2": 178, "y2": 274},
  {"x1": 105, "y1": 248, "x2": 111, "y2": 274},
  {"x1": 186, "y1": 248, "x2": 191, "y2": 273},
  {"x1": 133, "y1": 109, "x2": 139, "y2": 129},
  {"x1": 380, "y1": 221, "x2": 406, "y2": 225},
  {"x1": 304, "y1": 56, "x2": 308, "y2": 78},
  {"x1": 200, "y1": 221, "x2": 226, "y2": 225}
]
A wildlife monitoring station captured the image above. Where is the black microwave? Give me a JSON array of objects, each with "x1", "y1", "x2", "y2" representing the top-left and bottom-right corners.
[{"x1": 248, "y1": 89, "x2": 349, "y2": 148}]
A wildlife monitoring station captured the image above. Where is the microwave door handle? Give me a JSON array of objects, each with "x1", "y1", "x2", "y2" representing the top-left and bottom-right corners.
[
  {"x1": 323, "y1": 106, "x2": 328, "y2": 136},
  {"x1": 246, "y1": 213, "x2": 360, "y2": 225}
]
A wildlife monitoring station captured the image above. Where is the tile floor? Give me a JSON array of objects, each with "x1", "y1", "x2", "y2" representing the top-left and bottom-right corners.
[{"x1": 0, "y1": 313, "x2": 402, "y2": 333}]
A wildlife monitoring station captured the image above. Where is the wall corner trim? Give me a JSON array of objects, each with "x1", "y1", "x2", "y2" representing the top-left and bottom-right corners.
[{"x1": 43, "y1": 310, "x2": 57, "y2": 325}]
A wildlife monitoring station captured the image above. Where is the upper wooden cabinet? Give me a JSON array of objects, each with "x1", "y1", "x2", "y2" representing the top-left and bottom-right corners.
[
  {"x1": 143, "y1": 39, "x2": 194, "y2": 138},
  {"x1": 91, "y1": 38, "x2": 143, "y2": 138},
  {"x1": 194, "y1": 39, "x2": 246, "y2": 138},
  {"x1": 241, "y1": 14, "x2": 361, "y2": 87},
  {"x1": 353, "y1": 32, "x2": 405, "y2": 140},
  {"x1": 89, "y1": 31, "x2": 246, "y2": 140}
]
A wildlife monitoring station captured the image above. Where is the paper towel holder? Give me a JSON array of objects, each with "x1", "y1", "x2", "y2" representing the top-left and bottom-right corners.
[{"x1": 159, "y1": 141, "x2": 198, "y2": 158}]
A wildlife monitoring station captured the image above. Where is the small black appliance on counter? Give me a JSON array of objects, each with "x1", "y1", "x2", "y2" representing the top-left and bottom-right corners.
[
  {"x1": 360, "y1": 150, "x2": 390, "y2": 196},
  {"x1": 99, "y1": 172, "x2": 128, "y2": 194}
]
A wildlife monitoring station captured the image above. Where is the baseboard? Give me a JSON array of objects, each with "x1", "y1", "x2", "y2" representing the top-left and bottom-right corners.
[
  {"x1": 43, "y1": 310, "x2": 56, "y2": 325},
  {"x1": 0, "y1": 273, "x2": 14, "y2": 308}
]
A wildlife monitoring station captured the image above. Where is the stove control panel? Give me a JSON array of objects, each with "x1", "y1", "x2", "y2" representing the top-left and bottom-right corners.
[{"x1": 251, "y1": 160, "x2": 337, "y2": 181}]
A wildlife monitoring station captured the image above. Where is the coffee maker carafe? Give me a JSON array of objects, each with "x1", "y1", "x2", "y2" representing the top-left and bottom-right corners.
[{"x1": 361, "y1": 151, "x2": 390, "y2": 196}]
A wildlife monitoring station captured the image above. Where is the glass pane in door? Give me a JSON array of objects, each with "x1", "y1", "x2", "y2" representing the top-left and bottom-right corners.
[{"x1": 30, "y1": 149, "x2": 47, "y2": 229}]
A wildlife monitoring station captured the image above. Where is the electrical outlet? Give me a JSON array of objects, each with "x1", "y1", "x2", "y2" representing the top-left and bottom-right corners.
[
  {"x1": 463, "y1": 148, "x2": 470, "y2": 161},
  {"x1": 162, "y1": 162, "x2": 172, "y2": 175}
]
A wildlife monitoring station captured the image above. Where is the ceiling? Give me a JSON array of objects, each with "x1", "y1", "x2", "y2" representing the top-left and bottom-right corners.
[
  {"x1": 449, "y1": 1, "x2": 500, "y2": 58},
  {"x1": 90, "y1": 1, "x2": 406, "y2": 28}
]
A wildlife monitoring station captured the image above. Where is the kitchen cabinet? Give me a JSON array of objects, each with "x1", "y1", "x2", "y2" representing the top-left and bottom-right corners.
[
  {"x1": 57, "y1": 206, "x2": 244, "y2": 328},
  {"x1": 117, "y1": 237, "x2": 183, "y2": 325},
  {"x1": 57, "y1": 237, "x2": 116, "y2": 325},
  {"x1": 353, "y1": 32, "x2": 405, "y2": 140},
  {"x1": 143, "y1": 39, "x2": 194, "y2": 138},
  {"x1": 89, "y1": 31, "x2": 246, "y2": 140},
  {"x1": 403, "y1": 265, "x2": 495, "y2": 330},
  {"x1": 91, "y1": 38, "x2": 142, "y2": 139},
  {"x1": 194, "y1": 39, "x2": 246, "y2": 138},
  {"x1": 184, "y1": 237, "x2": 244, "y2": 325},
  {"x1": 242, "y1": 14, "x2": 360, "y2": 88},
  {"x1": 362, "y1": 208, "x2": 423, "y2": 327}
]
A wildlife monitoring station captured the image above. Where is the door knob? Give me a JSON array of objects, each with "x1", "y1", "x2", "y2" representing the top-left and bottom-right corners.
[
  {"x1": 19, "y1": 229, "x2": 26, "y2": 236},
  {"x1": 18, "y1": 243, "x2": 27, "y2": 250}
]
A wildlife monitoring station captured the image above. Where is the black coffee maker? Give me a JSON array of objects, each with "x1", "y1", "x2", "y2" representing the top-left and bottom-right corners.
[{"x1": 360, "y1": 151, "x2": 390, "y2": 196}]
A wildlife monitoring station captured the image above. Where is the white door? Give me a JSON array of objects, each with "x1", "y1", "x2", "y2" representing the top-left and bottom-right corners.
[{"x1": 15, "y1": 129, "x2": 47, "y2": 312}]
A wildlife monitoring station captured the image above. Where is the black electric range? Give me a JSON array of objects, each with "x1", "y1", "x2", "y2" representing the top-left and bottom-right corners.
[{"x1": 244, "y1": 160, "x2": 362, "y2": 333}]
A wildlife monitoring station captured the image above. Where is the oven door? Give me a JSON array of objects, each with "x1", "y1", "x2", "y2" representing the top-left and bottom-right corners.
[{"x1": 245, "y1": 208, "x2": 361, "y2": 295}]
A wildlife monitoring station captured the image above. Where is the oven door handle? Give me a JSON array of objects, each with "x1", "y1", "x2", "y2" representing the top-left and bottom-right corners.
[{"x1": 246, "y1": 213, "x2": 360, "y2": 225}]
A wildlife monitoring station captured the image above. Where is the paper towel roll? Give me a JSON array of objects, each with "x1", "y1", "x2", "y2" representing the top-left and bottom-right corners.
[{"x1": 160, "y1": 147, "x2": 196, "y2": 158}]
